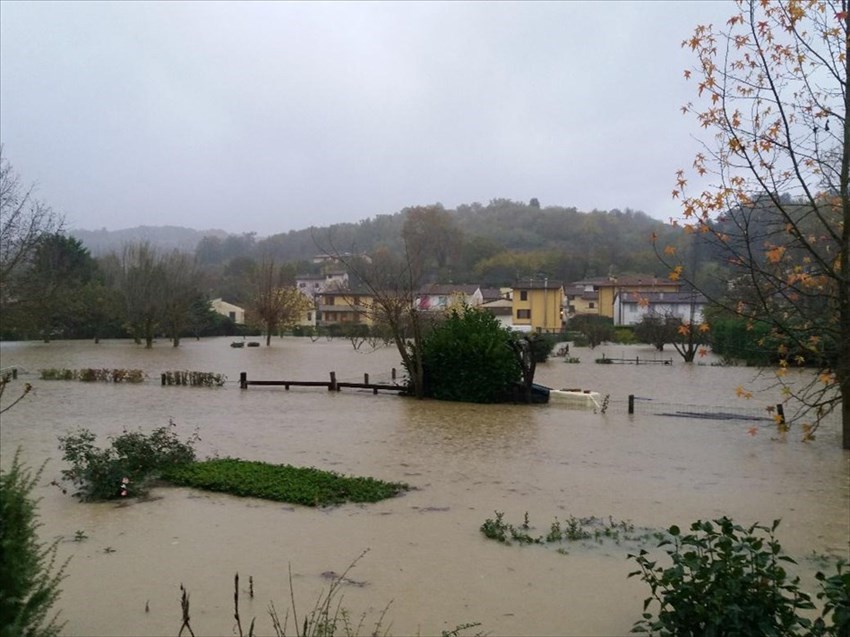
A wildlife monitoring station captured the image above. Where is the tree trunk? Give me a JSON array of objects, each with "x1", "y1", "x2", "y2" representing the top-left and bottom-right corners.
[{"x1": 842, "y1": 380, "x2": 849, "y2": 450}]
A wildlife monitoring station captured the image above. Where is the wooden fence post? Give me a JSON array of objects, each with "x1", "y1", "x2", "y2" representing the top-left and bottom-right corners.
[
  {"x1": 329, "y1": 371, "x2": 338, "y2": 391},
  {"x1": 240, "y1": 372, "x2": 247, "y2": 389},
  {"x1": 628, "y1": 394, "x2": 635, "y2": 414}
]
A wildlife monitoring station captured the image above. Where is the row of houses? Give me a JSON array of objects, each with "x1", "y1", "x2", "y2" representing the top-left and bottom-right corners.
[{"x1": 212, "y1": 272, "x2": 707, "y2": 333}]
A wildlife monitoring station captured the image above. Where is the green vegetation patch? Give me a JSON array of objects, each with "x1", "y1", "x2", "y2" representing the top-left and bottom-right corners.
[
  {"x1": 480, "y1": 510, "x2": 659, "y2": 552},
  {"x1": 162, "y1": 458, "x2": 409, "y2": 507}
]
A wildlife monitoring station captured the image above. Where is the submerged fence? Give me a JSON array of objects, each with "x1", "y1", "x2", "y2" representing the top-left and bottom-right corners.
[{"x1": 605, "y1": 394, "x2": 779, "y2": 423}]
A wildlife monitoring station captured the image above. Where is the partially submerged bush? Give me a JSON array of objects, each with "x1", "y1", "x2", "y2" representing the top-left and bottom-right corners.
[
  {"x1": 40, "y1": 368, "x2": 145, "y2": 383},
  {"x1": 161, "y1": 370, "x2": 226, "y2": 387},
  {"x1": 58, "y1": 422, "x2": 198, "y2": 501},
  {"x1": 414, "y1": 307, "x2": 521, "y2": 403},
  {"x1": 480, "y1": 510, "x2": 644, "y2": 549}
]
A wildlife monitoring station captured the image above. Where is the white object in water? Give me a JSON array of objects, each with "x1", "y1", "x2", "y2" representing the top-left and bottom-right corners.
[{"x1": 549, "y1": 388, "x2": 602, "y2": 410}]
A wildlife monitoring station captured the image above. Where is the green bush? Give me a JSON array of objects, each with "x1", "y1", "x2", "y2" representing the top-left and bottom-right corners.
[
  {"x1": 161, "y1": 458, "x2": 408, "y2": 506},
  {"x1": 57, "y1": 422, "x2": 198, "y2": 501},
  {"x1": 568, "y1": 315, "x2": 614, "y2": 348},
  {"x1": 526, "y1": 333, "x2": 559, "y2": 362},
  {"x1": 415, "y1": 307, "x2": 521, "y2": 403},
  {"x1": 813, "y1": 561, "x2": 850, "y2": 636},
  {"x1": 0, "y1": 451, "x2": 67, "y2": 637},
  {"x1": 291, "y1": 325, "x2": 316, "y2": 337},
  {"x1": 613, "y1": 327, "x2": 637, "y2": 344},
  {"x1": 627, "y1": 517, "x2": 838, "y2": 635}
]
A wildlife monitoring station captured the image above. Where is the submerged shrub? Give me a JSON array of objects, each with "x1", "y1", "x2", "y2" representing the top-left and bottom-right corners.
[
  {"x1": 162, "y1": 458, "x2": 408, "y2": 507},
  {"x1": 0, "y1": 451, "x2": 67, "y2": 637},
  {"x1": 57, "y1": 421, "x2": 198, "y2": 501},
  {"x1": 415, "y1": 307, "x2": 521, "y2": 403},
  {"x1": 161, "y1": 371, "x2": 226, "y2": 387},
  {"x1": 39, "y1": 369, "x2": 145, "y2": 383}
]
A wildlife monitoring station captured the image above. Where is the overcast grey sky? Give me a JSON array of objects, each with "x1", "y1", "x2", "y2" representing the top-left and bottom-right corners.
[{"x1": 1, "y1": 1, "x2": 734, "y2": 237}]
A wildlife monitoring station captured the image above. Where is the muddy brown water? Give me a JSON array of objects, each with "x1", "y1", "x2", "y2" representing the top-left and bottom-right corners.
[{"x1": 1, "y1": 337, "x2": 848, "y2": 636}]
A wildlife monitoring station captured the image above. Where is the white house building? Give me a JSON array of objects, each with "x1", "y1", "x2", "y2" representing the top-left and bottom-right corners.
[
  {"x1": 210, "y1": 298, "x2": 245, "y2": 324},
  {"x1": 612, "y1": 290, "x2": 708, "y2": 326}
]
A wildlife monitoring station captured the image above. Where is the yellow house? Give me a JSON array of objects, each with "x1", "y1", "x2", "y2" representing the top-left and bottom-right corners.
[
  {"x1": 511, "y1": 280, "x2": 563, "y2": 333},
  {"x1": 317, "y1": 289, "x2": 375, "y2": 327}
]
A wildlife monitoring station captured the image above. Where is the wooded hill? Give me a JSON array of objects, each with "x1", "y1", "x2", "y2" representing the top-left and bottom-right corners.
[{"x1": 71, "y1": 199, "x2": 684, "y2": 289}]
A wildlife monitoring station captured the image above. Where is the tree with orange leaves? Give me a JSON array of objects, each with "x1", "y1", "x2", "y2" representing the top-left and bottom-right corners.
[{"x1": 655, "y1": 0, "x2": 849, "y2": 447}]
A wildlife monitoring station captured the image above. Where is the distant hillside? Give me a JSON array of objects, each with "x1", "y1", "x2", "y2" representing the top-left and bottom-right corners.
[
  {"x1": 67, "y1": 200, "x2": 684, "y2": 286},
  {"x1": 70, "y1": 225, "x2": 229, "y2": 257}
]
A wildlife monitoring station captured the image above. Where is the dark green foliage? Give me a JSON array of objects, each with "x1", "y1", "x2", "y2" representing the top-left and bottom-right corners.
[
  {"x1": 813, "y1": 561, "x2": 850, "y2": 636},
  {"x1": 633, "y1": 315, "x2": 678, "y2": 351},
  {"x1": 525, "y1": 333, "x2": 558, "y2": 363},
  {"x1": 415, "y1": 308, "x2": 521, "y2": 403},
  {"x1": 161, "y1": 458, "x2": 408, "y2": 506},
  {"x1": 627, "y1": 517, "x2": 817, "y2": 635},
  {"x1": 569, "y1": 315, "x2": 614, "y2": 349},
  {"x1": 0, "y1": 451, "x2": 66, "y2": 637},
  {"x1": 613, "y1": 328, "x2": 637, "y2": 344},
  {"x1": 708, "y1": 315, "x2": 776, "y2": 365},
  {"x1": 58, "y1": 423, "x2": 197, "y2": 501}
]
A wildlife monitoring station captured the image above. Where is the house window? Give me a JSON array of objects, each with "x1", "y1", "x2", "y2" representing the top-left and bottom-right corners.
[
  {"x1": 517, "y1": 309, "x2": 531, "y2": 319},
  {"x1": 520, "y1": 291, "x2": 528, "y2": 301},
  {"x1": 589, "y1": 302, "x2": 595, "y2": 309},
  {"x1": 327, "y1": 296, "x2": 335, "y2": 305},
  {"x1": 229, "y1": 311, "x2": 236, "y2": 321}
]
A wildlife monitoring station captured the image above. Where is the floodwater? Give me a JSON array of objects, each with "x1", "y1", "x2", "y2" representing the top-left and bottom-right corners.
[{"x1": 1, "y1": 337, "x2": 848, "y2": 636}]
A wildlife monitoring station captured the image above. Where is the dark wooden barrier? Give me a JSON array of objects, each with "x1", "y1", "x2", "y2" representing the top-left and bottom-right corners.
[{"x1": 239, "y1": 371, "x2": 402, "y2": 395}]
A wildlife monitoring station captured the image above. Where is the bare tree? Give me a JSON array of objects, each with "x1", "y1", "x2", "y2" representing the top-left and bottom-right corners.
[
  {"x1": 316, "y1": 233, "x2": 429, "y2": 398},
  {"x1": 659, "y1": 1, "x2": 850, "y2": 447},
  {"x1": 117, "y1": 242, "x2": 163, "y2": 348},
  {"x1": 0, "y1": 147, "x2": 63, "y2": 285},
  {"x1": 250, "y1": 258, "x2": 311, "y2": 346},
  {"x1": 160, "y1": 250, "x2": 201, "y2": 347}
]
